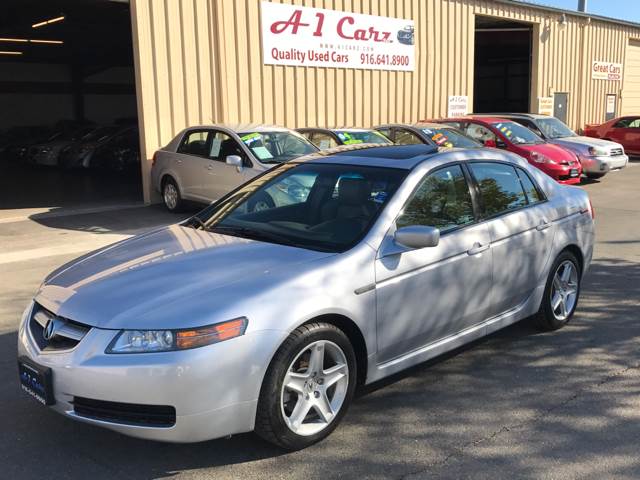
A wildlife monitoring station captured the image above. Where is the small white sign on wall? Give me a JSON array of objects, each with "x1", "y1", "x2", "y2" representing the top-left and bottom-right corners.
[
  {"x1": 447, "y1": 96, "x2": 468, "y2": 117},
  {"x1": 538, "y1": 96, "x2": 554, "y2": 116}
]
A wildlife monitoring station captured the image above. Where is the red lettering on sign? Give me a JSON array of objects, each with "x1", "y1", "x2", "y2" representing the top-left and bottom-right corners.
[{"x1": 270, "y1": 9, "x2": 310, "y2": 34}]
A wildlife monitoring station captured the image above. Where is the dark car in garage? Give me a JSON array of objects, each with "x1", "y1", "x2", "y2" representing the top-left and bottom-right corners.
[
  {"x1": 58, "y1": 125, "x2": 123, "y2": 169},
  {"x1": 90, "y1": 126, "x2": 140, "y2": 173}
]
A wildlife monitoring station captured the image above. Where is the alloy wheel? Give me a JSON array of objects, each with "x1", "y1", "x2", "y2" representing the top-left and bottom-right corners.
[
  {"x1": 280, "y1": 340, "x2": 349, "y2": 436},
  {"x1": 550, "y1": 260, "x2": 579, "y2": 321},
  {"x1": 163, "y1": 183, "x2": 178, "y2": 210}
]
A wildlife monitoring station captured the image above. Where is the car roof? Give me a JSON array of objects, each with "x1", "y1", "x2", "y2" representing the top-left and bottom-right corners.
[
  {"x1": 297, "y1": 127, "x2": 375, "y2": 132},
  {"x1": 374, "y1": 122, "x2": 453, "y2": 130},
  {"x1": 474, "y1": 113, "x2": 552, "y2": 120},
  {"x1": 297, "y1": 144, "x2": 441, "y2": 169},
  {"x1": 183, "y1": 124, "x2": 293, "y2": 133}
]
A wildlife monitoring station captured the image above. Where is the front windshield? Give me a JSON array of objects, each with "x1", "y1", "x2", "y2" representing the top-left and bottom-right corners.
[
  {"x1": 192, "y1": 162, "x2": 407, "y2": 253},
  {"x1": 536, "y1": 117, "x2": 576, "y2": 139},
  {"x1": 493, "y1": 121, "x2": 544, "y2": 145},
  {"x1": 334, "y1": 130, "x2": 392, "y2": 145},
  {"x1": 420, "y1": 127, "x2": 481, "y2": 148},
  {"x1": 239, "y1": 131, "x2": 317, "y2": 164}
]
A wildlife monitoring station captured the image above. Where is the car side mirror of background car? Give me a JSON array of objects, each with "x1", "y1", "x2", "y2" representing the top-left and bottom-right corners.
[
  {"x1": 483, "y1": 139, "x2": 497, "y2": 148},
  {"x1": 496, "y1": 138, "x2": 507, "y2": 148},
  {"x1": 394, "y1": 225, "x2": 440, "y2": 249},
  {"x1": 226, "y1": 155, "x2": 243, "y2": 172}
]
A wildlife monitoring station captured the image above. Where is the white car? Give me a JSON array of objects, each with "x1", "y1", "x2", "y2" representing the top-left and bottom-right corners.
[{"x1": 151, "y1": 124, "x2": 318, "y2": 212}]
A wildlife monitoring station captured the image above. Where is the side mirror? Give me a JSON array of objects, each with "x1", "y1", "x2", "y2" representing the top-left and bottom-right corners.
[
  {"x1": 226, "y1": 155, "x2": 243, "y2": 172},
  {"x1": 484, "y1": 139, "x2": 497, "y2": 148},
  {"x1": 394, "y1": 225, "x2": 440, "y2": 249},
  {"x1": 496, "y1": 138, "x2": 507, "y2": 149}
]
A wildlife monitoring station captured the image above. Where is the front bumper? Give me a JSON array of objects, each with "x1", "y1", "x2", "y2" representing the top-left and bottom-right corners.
[
  {"x1": 17, "y1": 309, "x2": 282, "y2": 442},
  {"x1": 579, "y1": 154, "x2": 628, "y2": 174}
]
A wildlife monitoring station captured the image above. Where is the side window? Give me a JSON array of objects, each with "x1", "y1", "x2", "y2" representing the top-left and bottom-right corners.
[
  {"x1": 376, "y1": 128, "x2": 392, "y2": 141},
  {"x1": 312, "y1": 132, "x2": 339, "y2": 149},
  {"x1": 629, "y1": 118, "x2": 640, "y2": 128},
  {"x1": 397, "y1": 164, "x2": 475, "y2": 232},
  {"x1": 469, "y1": 163, "x2": 528, "y2": 216},
  {"x1": 464, "y1": 124, "x2": 496, "y2": 143},
  {"x1": 394, "y1": 128, "x2": 423, "y2": 145},
  {"x1": 516, "y1": 168, "x2": 543, "y2": 204},
  {"x1": 522, "y1": 120, "x2": 544, "y2": 137},
  {"x1": 177, "y1": 130, "x2": 210, "y2": 156},
  {"x1": 208, "y1": 131, "x2": 244, "y2": 162}
]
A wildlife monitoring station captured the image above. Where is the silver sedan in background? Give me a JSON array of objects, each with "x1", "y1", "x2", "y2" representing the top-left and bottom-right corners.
[
  {"x1": 19, "y1": 144, "x2": 594, "y2": 450},
  {"x1": 150, "y1": 124, "x2": 318, "y2": 212}
]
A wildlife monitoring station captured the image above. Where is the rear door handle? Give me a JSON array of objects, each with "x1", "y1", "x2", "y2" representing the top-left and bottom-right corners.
[
  {"x1": 467, "y1": 242, "x2": 490, "y2": 256},
  {"x1": 536, "y1": 218, "x2": 552, "y2": 231}
]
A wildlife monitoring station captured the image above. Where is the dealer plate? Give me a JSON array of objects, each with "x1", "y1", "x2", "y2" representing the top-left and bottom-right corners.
[{"x1": 18, "y1": 357, "x2": 55, "y2": 406}]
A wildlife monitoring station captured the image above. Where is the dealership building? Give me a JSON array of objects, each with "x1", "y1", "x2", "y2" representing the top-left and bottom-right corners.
[{"x1": 3, "y1": 0, "x2": 640, "y2": 205}]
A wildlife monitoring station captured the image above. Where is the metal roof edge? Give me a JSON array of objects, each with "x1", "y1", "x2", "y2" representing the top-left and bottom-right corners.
[{"x1": 493, "y1": 0, "x2": 640, "y2": 30}]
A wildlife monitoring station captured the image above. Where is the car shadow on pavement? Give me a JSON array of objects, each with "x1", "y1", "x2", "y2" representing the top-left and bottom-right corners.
[{"x1": 1, "y1": 259, "x2": 639, "y2": 479}]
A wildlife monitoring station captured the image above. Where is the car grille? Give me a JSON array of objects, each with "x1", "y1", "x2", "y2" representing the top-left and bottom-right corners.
[
  {"x1": 610, "y1": 148, "x2": 624, "y2": 156},
  {"x1": 72, "y1": 397, "x2": 176, "y2": 427},
  {"x1": 29, "y1": 304, "x2": 90, "y2": 352}
]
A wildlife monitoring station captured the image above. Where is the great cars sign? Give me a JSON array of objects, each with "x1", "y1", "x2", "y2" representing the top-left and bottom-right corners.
[
  {"x1": 260, "y1": 1, "x2": 415, "y2": 71},
  {"x1": 592, "y1": 61, "x2": 623, "y2": 81}
]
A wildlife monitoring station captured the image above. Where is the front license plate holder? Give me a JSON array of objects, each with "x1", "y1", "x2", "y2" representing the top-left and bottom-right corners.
[
  {"x1": 18, "y1": 357, "x2": 55, "y2": 406},
  {"x1": 570, "y1": 168, "x2": 579, "y2": 177}
]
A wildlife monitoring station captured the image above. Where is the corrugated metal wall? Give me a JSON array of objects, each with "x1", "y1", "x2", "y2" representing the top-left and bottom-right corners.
[{"x1": 131, "y1": 0, "x2": 640, "y2": 202}]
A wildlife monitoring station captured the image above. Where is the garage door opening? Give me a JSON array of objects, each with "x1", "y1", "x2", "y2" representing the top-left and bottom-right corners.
[
  {"x1": 0, "y1": 0, "x2": 140, "y2": 216},
  {"x1": 474, "y1": 16, "x2": 533, "y2": 113}
]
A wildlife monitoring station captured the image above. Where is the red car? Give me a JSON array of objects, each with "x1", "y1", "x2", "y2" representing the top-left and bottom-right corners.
[
  {"x1": 584, "y1": 116, "x2": 640, "y2": 155},
  {"x1": 433, "y1": 116, "x2": 582, "y2": 184}
]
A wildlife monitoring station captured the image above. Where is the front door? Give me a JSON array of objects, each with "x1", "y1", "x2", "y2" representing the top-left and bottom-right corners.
[
  {"x1": 203, "y1": 131, "x2": 259, "y2": 202},
  {"x1": 553, "y1": 93, "x2": 569, "y2": 123},
  {"x1": 375, "y1": 163, "x2": 493, "y2": 363},
  {"x1": 467, "y1": 162, "x2": 555, "y2": 316}
]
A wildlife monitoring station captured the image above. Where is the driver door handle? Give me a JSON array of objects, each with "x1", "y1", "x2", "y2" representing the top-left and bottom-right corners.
[
  {"x1": 536, "y1": 218, "x2": 552, "y2": 231},
  {"x1": 467, "y1": 242, "x2": 490, "y2": 256}
]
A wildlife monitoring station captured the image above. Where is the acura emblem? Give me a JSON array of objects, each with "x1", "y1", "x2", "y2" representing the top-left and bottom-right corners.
[{"x1": 43, "y1": 318, "x2": 61, "y2": 341}]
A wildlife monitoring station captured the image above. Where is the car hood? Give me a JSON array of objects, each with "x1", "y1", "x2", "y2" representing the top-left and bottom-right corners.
[
  {"x1": 35, "y1": 225, "x2": 333, "y2": 329},
  {"x1": 550, "y1": 136, "x2": 623, "y2": 152},
  {"x1": 518, "y1": 142, "x2": 577, "y2": 161}
]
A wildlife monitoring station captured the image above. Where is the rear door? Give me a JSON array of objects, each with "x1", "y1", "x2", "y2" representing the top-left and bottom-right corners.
[
  {"x1": 467, "y1": 162, "x2": 555, "y2": 316},
  {"x1": 174, "y1": 129, "x2": 212, "y2": 200}
]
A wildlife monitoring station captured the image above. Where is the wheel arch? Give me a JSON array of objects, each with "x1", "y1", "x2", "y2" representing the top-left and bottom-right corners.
[
  {"x1": 561, "y1": 244, "x2": 584, "y2": 275},
  {"x1": 298, "y1": 314, "x2": 369, "y2": 386}
]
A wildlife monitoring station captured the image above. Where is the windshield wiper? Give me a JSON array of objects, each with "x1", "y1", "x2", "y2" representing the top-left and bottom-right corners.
[
  {"x1": 187, "y1": 216, "x2": 209, "y2": 231},
  {"x1": 209, "y1": 225, "x2": 303, "y2": 248}
]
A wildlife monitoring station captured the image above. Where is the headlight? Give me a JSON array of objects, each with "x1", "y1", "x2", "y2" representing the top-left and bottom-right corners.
[
  {"x1": 530, "y1": 151, "x2": 553, "y2": 164},
  {"x1": 588, "y1": 146, "x2": 608, "y2": 156},
  {"x1": 106, "y1": 317, "x2": 248, "y2": 354}
]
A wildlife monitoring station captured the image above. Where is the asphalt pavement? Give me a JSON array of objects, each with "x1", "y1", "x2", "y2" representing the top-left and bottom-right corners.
[{"x1": 1, "y1": 163, "x2": 639, "y2": 479}]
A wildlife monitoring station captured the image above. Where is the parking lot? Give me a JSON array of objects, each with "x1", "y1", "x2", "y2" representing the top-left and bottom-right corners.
[{"x1": 0, "y1": 161, "x2": 637, "y2": 479}]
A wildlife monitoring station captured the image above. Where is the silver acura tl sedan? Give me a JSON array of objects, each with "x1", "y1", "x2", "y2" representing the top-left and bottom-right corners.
[{"x1": 18, "y1": 143, "x2": 594, "y2": 450}]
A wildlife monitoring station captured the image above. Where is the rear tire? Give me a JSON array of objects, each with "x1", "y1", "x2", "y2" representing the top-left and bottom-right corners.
[
  {"x1": 586, "y1": 172, "x2": 606, "y2": 179},
  {"x1": 162, "y1": 177, "x2": 183, "y2": 213},
  {"x1": 534, "y1": 251, "x2": 581, "y2": 331},
  {"x1": 255, "y1": 322, "x2": 357, "y2": 450}
]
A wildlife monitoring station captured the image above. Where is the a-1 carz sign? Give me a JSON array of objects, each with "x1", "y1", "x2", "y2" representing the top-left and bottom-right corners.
[{"x1": 260, "y1": 1, "x2": 415, "y2": 71}]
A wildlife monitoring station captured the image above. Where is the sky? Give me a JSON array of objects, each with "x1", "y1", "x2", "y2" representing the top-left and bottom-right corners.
[{"x1": 519, "y1": 0, "x2": 640, "y2": 24}]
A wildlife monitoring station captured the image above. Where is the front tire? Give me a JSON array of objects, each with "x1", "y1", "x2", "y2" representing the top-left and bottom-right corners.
[
  {"x1": 255, "y1": 323, "x2": 357, "y2": 450},
  {"x1": 162, "y1": 177, "x2": 183, "y2": 212},
  {"x1": 535, "y1": 251, "x2": 581, "y2": 331},
  {"x1": 586, "y1": 172, "x2": 606, "y2": 179}
]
